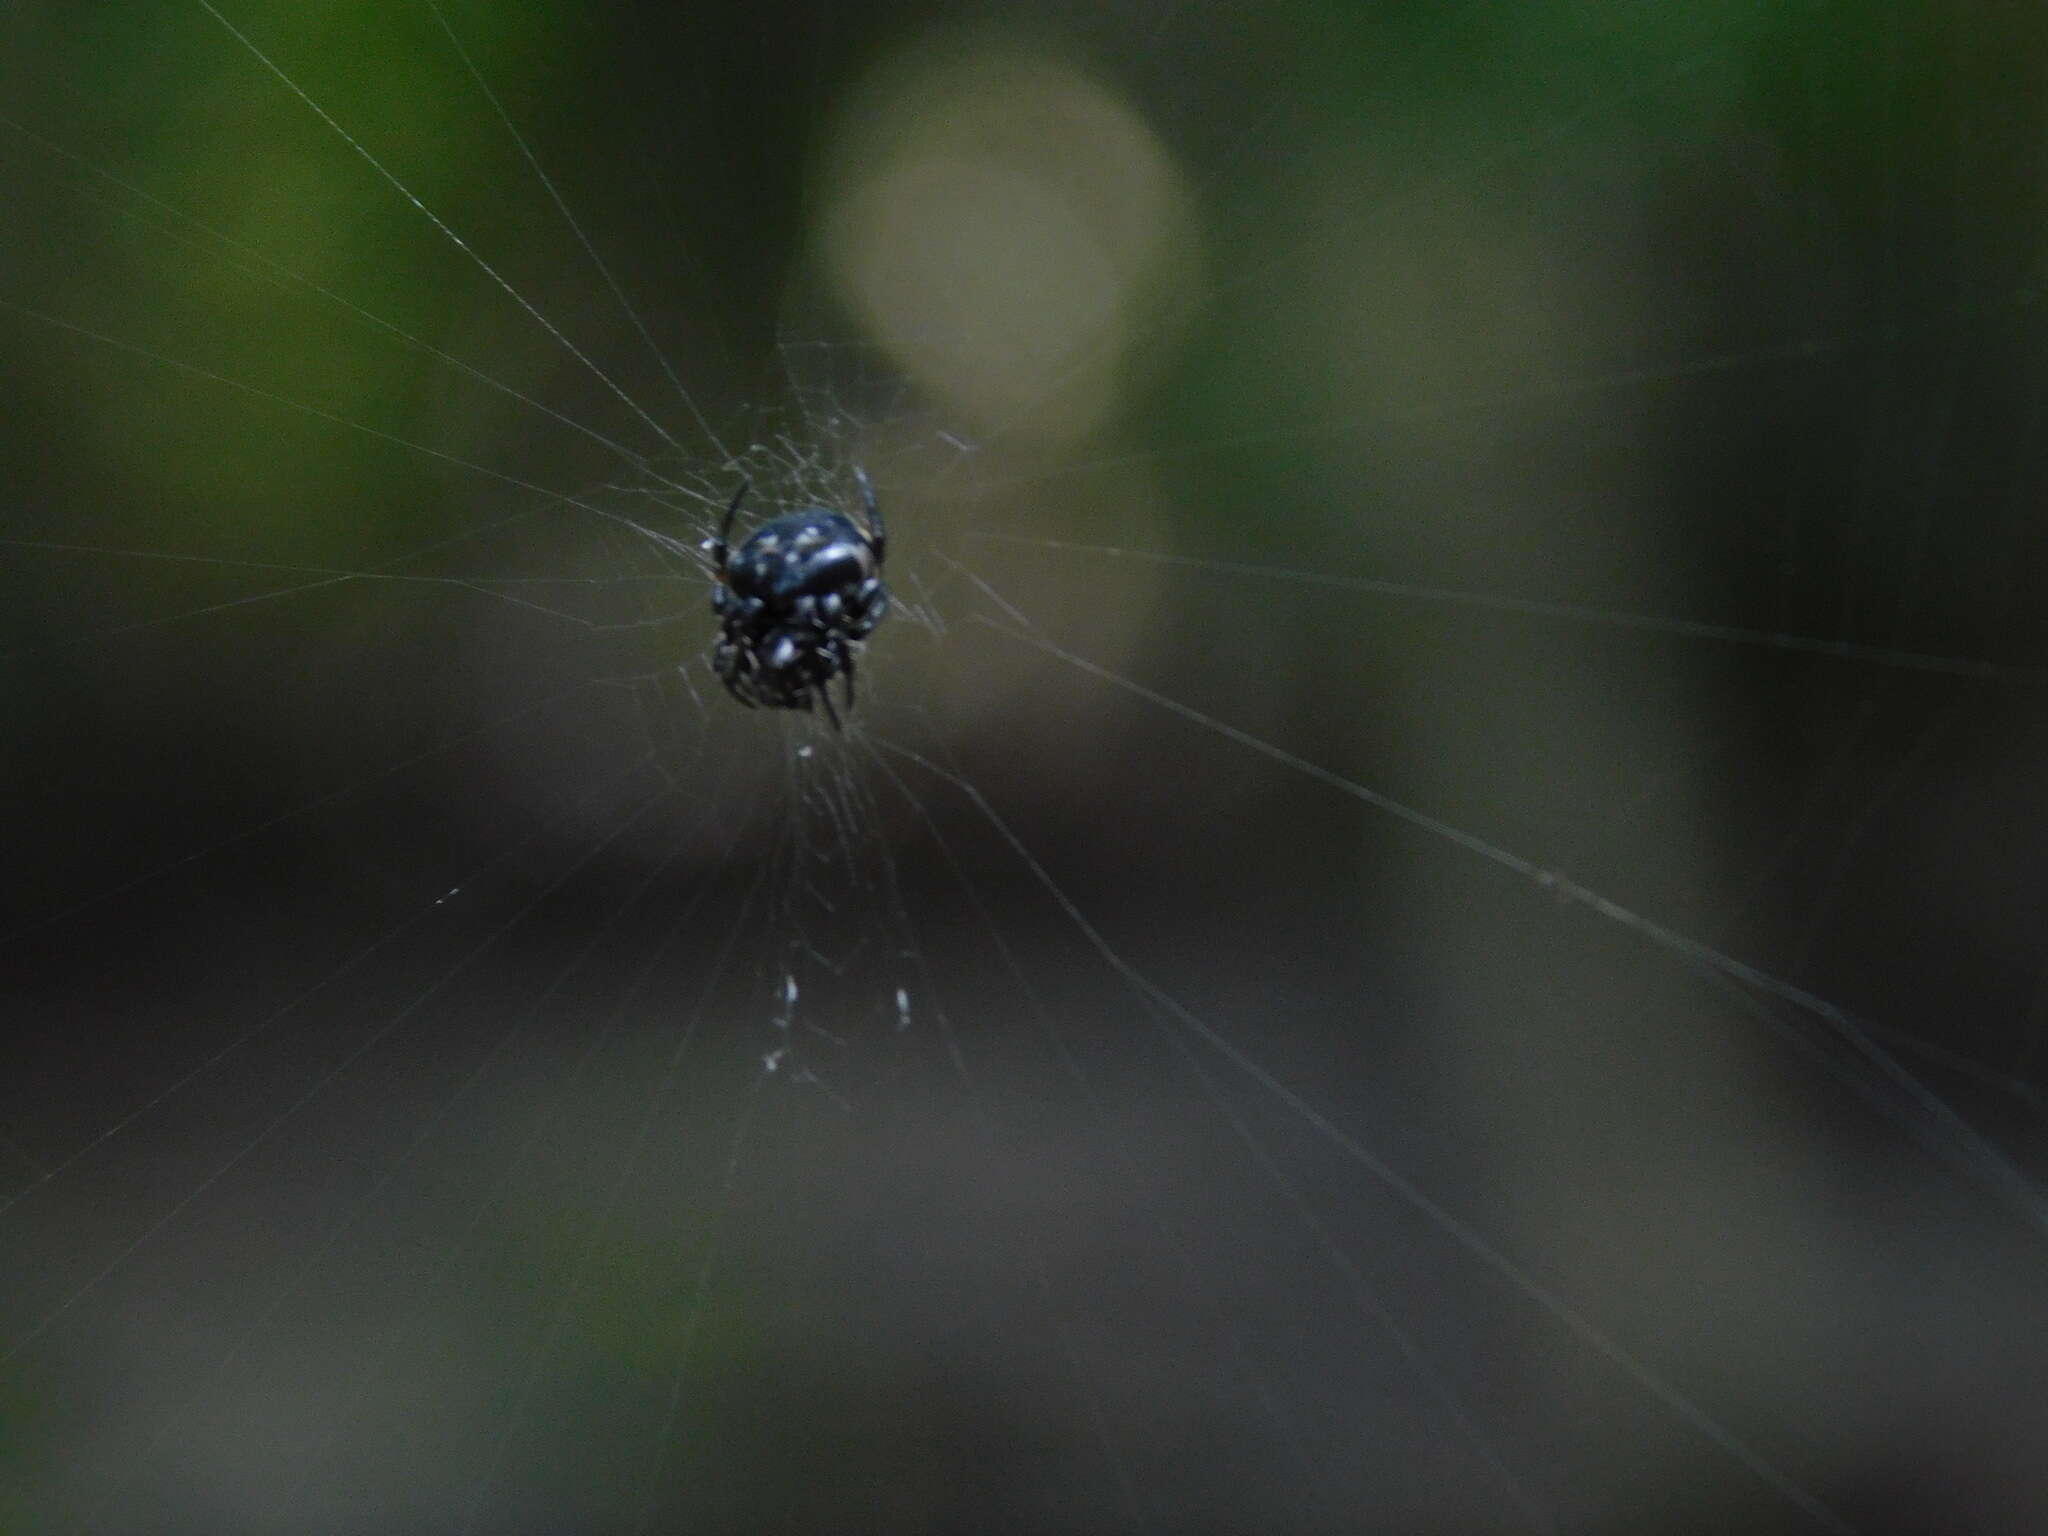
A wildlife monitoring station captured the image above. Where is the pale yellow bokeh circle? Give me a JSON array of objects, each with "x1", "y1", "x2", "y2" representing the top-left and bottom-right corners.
[{"x1": 817, "y1": 39, "x2": 1197, "y2": 446}]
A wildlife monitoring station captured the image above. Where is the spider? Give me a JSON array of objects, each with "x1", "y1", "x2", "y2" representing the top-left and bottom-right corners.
[{"x1": 706, "y1": 466, "x2": 889, "y2": 730}]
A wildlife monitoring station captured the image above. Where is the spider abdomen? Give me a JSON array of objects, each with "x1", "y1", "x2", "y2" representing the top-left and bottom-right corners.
[{"x1": 727, "y1": 512, "x2": 875, "y2": 601}]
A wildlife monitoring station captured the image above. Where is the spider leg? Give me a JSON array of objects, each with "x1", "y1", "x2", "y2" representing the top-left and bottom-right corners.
[
  {"x1": 815, "y1": 678, "x2": 843, "y2": 733},
  {"x1": 841, "y1": 649, "x2": 857, "y2": 715},
  {"x1": 718, "y1": 655, "x2": 758, "y2": 709},
  {"x1": 853, "y1": 464, "x2": 884, "y2": 563},
  {"x1": 710, "y1": 477, "x2": 749, "y2": 574}
]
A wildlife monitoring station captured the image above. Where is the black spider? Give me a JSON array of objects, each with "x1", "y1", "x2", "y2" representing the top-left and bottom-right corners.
[{"x1": 707, "y1": 466, "x2": 889, "y2": 730}]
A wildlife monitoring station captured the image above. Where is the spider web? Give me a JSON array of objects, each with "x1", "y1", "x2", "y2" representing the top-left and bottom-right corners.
[{"x1": 3, "y1": 1, "x2": 2046, "y2": 1532}]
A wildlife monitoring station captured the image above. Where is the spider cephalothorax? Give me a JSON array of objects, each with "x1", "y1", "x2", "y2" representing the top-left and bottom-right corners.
[{"x1": 707, "y1": 467, "x2": 888, "y2": 729}]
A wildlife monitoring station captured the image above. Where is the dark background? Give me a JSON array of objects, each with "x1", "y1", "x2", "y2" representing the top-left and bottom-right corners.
[{"x1": 4, "y1": 1, "x2": 2047, "y2": 1531}]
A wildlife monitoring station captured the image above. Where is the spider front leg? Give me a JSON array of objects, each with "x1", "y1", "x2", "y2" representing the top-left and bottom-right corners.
[
  {"x1": 707, "y1": 477, "x2": 750, "y2": 574},
  {"x1": 853, "y1": 464, "x2": 885, "y2": 563},
  {"x1": 713, "y1": 637, "x2": 759, "y2": 709}
]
